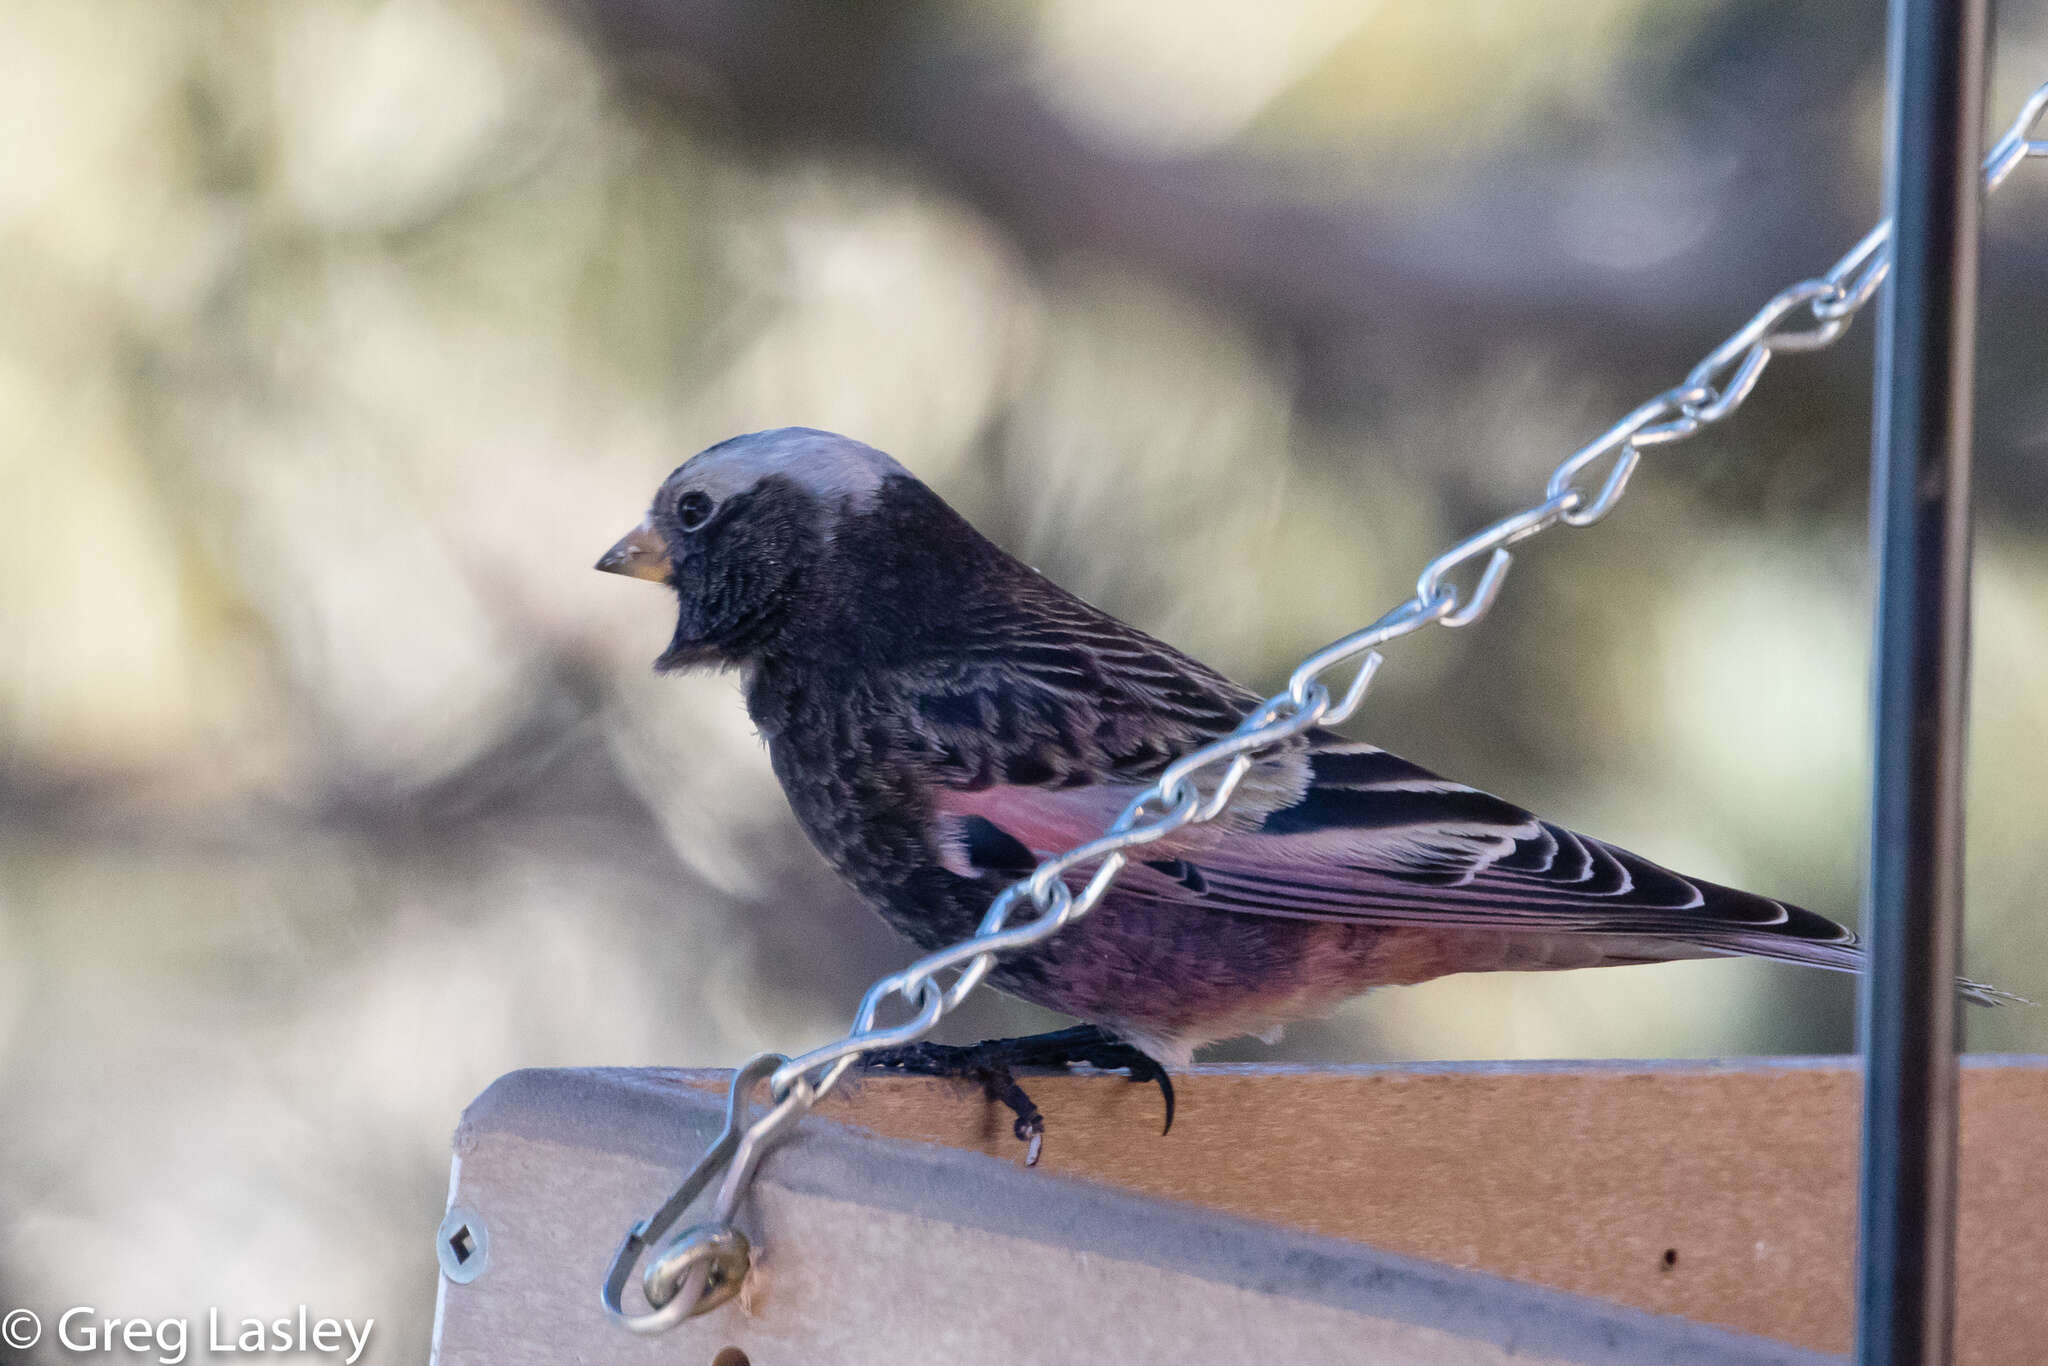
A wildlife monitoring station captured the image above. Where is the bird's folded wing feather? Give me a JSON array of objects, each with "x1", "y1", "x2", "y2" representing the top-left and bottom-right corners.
[
  {"x1": 893, "y1": 598, "x2": 2019, "y2": 1003},
  {"x1": 936, "y1": 736, "x2": 1860, "y2": 959}
]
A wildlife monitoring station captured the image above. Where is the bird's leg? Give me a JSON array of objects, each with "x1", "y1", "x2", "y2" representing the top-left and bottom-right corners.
[
  {"x1": 861, "y1": 1024, "x2": 1175, "y2": 1164},
  {"x1": 988, "y1": 1025, "x2": 1177, "y2": 1135},
  {"x1": 859, "y1": 1037, "x2": 1048, "y2": 1160}
]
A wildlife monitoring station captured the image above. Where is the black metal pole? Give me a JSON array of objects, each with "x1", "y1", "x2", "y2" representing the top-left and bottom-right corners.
[{"x1": 1854, "y1": 0, "x2": 1987, "y2": 1361}]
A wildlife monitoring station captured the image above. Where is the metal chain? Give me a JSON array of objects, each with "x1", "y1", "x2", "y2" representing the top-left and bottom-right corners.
[{"x1": 602, "y1": 78, "x2": 2048, "y2": 1333}]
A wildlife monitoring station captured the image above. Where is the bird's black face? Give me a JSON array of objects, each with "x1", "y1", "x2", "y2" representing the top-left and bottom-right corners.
[{"x1": 597, "y1": 472, "x2": 825, "y2": 672}]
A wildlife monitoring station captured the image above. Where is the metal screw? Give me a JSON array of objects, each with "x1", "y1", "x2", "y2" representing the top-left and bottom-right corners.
[{"x1": 437, "y1": 1205, "x2": 489, "y2": 1284}]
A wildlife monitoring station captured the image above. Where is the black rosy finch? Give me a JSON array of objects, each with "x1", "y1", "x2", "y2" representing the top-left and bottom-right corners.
[{"x1": 599, "y1": 427, "x2": 2013, "y2": 1152}]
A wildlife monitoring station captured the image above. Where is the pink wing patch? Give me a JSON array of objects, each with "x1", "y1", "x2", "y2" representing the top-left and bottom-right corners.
[{"x1": 932, "y1": 782, "x2": 1143, "y2": 877}]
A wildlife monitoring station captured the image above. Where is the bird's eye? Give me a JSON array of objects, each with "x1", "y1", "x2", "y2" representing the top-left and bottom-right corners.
[{"x1": 675, "y1": 491, "x2": 715, "y2": 531}]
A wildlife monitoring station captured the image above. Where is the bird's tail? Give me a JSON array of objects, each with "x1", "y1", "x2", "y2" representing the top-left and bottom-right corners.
[
  {"x1": 1693, "y1": 931, "x2": 2029, "y2": 1007},
  {"x1": 1959, "y1": 978, "x2": 2033, "y2": 1007}
]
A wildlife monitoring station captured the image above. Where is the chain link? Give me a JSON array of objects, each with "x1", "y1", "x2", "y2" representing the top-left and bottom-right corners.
[{"x1": 602, "y1": 79, "x2": 2048, "y2": 1329}]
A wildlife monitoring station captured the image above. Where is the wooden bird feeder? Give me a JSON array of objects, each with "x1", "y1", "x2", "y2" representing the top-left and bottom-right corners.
[{"x1": 428, "y1": 1056, "x2": 2047, "y2": 1364}]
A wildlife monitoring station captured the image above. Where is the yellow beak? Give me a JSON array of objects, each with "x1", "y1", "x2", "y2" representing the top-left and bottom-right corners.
[{"x1": 594, "y1": 519, "x2": 671, "y2": 583}]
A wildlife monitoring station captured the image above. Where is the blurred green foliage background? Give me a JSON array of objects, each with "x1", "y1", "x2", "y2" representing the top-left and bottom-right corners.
[{"x1": 2, "y1": 0, "x2": 2045, "y2": 1358}]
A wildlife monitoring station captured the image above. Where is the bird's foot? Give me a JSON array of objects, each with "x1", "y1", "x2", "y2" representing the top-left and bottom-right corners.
[{"x1": 862, "y1": 1025, "x2": 1175, "y2": 1165}]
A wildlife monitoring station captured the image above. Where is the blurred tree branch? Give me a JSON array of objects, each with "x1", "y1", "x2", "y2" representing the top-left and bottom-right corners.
[
  {"x1": 557, "y1": 0, "x2": 2046, "y2": 498},
  {"x1": 555, "y1": 2, "x2": 1866, "y2": 358}
]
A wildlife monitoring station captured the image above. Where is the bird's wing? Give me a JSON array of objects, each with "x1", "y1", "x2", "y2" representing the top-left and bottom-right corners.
[
  {"x1": 934, "y1": 734, "x2": 1862, "y2": 967},
  {"x1": 889, "y1": 589, "x2": 1281, "y2": 793},
  {"x1": 894, "y1": 594, "x2": 2018, "y2": 1001}
]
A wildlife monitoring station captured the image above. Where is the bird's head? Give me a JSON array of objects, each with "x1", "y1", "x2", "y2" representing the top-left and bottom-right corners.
[{"x1": 596, "y1": 427, "x2": 915, "y2": 671}]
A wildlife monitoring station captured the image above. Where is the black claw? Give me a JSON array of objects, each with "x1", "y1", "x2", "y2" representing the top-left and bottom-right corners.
[
  {"x1": 1018, "y1": 1026, "x2": 1176, "y2": 1134},
  {"x1": 984, "y1": 1069, "x2": 1044, "y2": 1145},
  {"x1": 862, "y1": 1025, "x2": 1176, "y2": 1154},
  {"x1": 863, "y1": 1038, "x2": 1048, "y2": 1157},
  {"x1": 1130, "y1": 1055, "x2": 1175, "y2": 1135}
]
